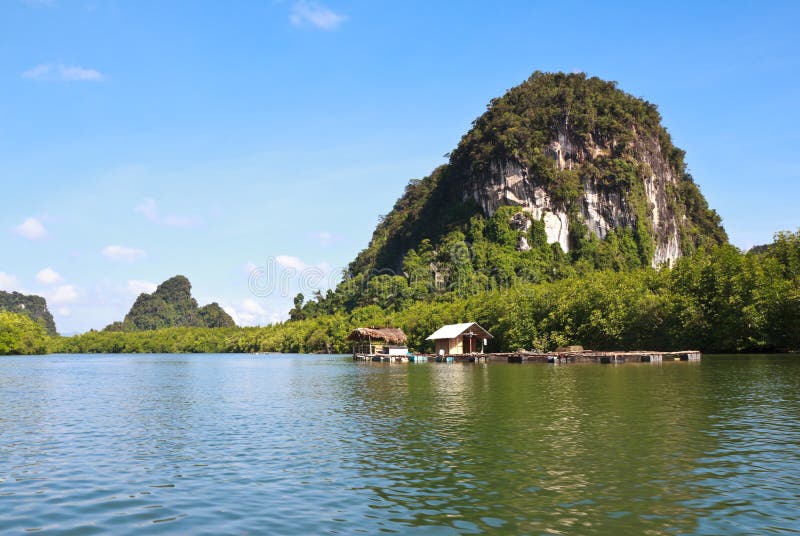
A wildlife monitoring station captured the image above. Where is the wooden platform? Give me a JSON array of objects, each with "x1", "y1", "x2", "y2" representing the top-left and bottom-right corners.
[
  {"x1": 353, "y1": 350, "x2": 701, "y2": 364},
  {"x1": 485, "y1": 350, "x2": 701, "y2": 364}
]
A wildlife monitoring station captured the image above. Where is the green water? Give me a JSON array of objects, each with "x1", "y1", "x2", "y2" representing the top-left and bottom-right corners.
[{"x1": 0, "y1": 354, "x2": 798, "y2": 534}]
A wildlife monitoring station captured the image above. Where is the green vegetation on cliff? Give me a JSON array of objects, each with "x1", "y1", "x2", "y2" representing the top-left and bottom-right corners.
[
  {"x1": 0, "y1": 311, "x2": 51, "y2": 355},
  {"x1": 0, "y1": 291, "x2": 57, "y2": 335},
  {"x1": 106, "y1": 275, "x2": 235, "y2": 332}
]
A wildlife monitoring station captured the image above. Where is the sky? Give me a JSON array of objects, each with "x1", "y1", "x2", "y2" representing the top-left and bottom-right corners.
[{"x1": 1, "y1": 0, "x2": 798, "y2": 334}]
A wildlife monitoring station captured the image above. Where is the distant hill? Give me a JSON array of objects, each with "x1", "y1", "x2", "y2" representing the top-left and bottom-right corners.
[
  {"x1": 0, "y1": 291, "x2": 57, "y2": 335},
  {"x1": 105, "y1": 275, "x2": 235, "y2": 331},
  {"x1": 748, "y1": 244, "x2": 772, "y2": 255}
]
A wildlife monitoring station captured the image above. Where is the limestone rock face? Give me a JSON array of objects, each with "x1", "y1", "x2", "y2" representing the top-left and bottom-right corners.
[
  {"x1": 464, "y1": 128, "x2": 683, "y2": 266},
  {"x1": 508, "y1": 211, "x2": 532, "y2": 233}
]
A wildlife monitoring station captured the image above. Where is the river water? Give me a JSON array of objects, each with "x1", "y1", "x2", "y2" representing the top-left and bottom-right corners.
[{"x1": 0, "y1": 354, "x2": 798, "y2": 534}]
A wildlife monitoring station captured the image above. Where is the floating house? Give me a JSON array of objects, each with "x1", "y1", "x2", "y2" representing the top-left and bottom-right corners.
[
  {"x1": 426, "y1": 322, "x2": 493, "y2": 355},
  {"x1": 347, "y1": 327, "x2": 408, "y2": 356}
]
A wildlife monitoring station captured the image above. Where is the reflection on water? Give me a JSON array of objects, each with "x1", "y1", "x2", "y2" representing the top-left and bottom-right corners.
[{"x1": 0, "y1": 354, "x2": 799, "y2": 534}]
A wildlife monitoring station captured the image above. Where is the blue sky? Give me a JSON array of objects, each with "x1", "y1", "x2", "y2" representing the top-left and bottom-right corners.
[{"x1": 1, "y1": 0, "x2": 798, "y2": 334}]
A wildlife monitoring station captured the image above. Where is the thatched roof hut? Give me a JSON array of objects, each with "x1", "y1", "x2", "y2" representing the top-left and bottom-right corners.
[{"x1": 347, "y1": 327, "x2": 407, "y2": 345}]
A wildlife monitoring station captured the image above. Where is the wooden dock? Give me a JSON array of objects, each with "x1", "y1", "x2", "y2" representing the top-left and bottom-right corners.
[{"x1": 353, "y1": 350, "x2": 701, "y2": 364}]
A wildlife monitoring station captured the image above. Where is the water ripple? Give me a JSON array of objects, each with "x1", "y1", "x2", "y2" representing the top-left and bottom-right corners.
[{"x1": 0, "y1": 354, "x2": 799, "y2": 534}]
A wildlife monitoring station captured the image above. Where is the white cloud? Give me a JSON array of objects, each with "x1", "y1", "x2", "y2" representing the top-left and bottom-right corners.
[
  {"x1": 276, "y1": 255, "x2": 307, "y2": 271},
  {"x1": 21, "y1": 64, "x2": 52, "y2": 80},
  {"x1": 242, "y1": 261, "x2": 258, "y2": 275},
  {"x1": 246, "y1": 256, "x2": 340, "y2": 300},
  {"x1": 49, "y1": 284, "x2": 79, "y2": 304},
  {"x1": 223, "y1": 298, "x2": 282, "y2": 327},
  {"x1": 135, "y1": 198, "x2": 199, "y2": 228},
  {"x1": 242, "y1": 298, "x2": 266, "y2": 315},
  {"x1": 134, "y1": 198, "x2": 158, "y2": 221},
  {"x1": 312, "y1": 230, "x2": 340, "y2": 247},
  {"x1": 162, "y1": 215, "x2": 198, "y2": 228},
  {"x1": 0, "y1": 272, "x2": 22, "y2": 291},
  {"x1": 102, "y1": 245, "x2": 146, "y2": 262},
  {"x1": 22, "y1": 63, "x2": 104, "y2": 82},
  {"x1": 222, "y1": 305, "x2": 243, "y2": 325},
  {"x1": 35, "y1": 267, "x2": 62, "y2": 285},
  {"x1": 290, "y1": 0, "x2": 346, "y2": 30},
  {"x1": 13, "y1": 217, "x2": 48, "y2": 240},
  {"x1": 59, "y1": 65, "x2": 103, "y2": 81},
  {"x1": 127, "y1": 279, "x2": 157, "y2": 295},
  {"x1": 56, "y1": 307, "x2": 71, "y2": 317}
]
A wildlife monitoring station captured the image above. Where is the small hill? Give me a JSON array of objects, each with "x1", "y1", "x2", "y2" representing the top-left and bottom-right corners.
[
  {"x1": 106, "y1": 275, "x2": 235, "y2": 331},
  {"x1": 0, "y1": 291, "x2": 57, "y2": 335}
]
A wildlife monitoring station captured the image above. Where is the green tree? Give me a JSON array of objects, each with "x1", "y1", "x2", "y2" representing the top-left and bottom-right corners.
[
  {"x1": 0, "y1": 311, "x2": 51, "y2": 355},
  {"x1": 289, "y1": 293, "x2": 306, "y2": 321}
]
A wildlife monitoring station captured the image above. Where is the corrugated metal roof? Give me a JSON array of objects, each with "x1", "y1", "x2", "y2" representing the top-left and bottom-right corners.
[{"x1": 426, "y1": 322, "x2": 492, "y2": 340}]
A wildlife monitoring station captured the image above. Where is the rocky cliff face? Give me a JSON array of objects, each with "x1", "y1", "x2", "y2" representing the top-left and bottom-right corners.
[
  {"x1": 464, "y1": 127, "x2": 682, "y2": 266},
  {"x1": 467, "y1": 158, "x2": 572, "y2": 253}
]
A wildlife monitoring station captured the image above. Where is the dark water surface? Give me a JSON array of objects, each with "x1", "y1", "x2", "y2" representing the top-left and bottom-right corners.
[{"x1": 1, "y1": 354, "x2": 799, "y2": 535}]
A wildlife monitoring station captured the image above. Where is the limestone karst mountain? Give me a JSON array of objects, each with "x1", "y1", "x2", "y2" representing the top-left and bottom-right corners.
[
  {"x1": 105, "y1": 275, "x2": 235, "y2": 331},
  {"x1": 348, "y1": 72, "x2": 726, "y2": 278},
  {"x1": 0, "y1": 291, "x2": 57, "y2": 335}
]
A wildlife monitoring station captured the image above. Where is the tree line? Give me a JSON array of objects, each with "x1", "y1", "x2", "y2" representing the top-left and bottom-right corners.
[{"x1": 2, "y1": 230, "x2": 798, "y2": 356}]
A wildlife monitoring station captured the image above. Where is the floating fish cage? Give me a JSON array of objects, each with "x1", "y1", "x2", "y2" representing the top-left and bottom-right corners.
[{"x1": 354, "y1": 349, "x2": 701, "y2": 365}]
